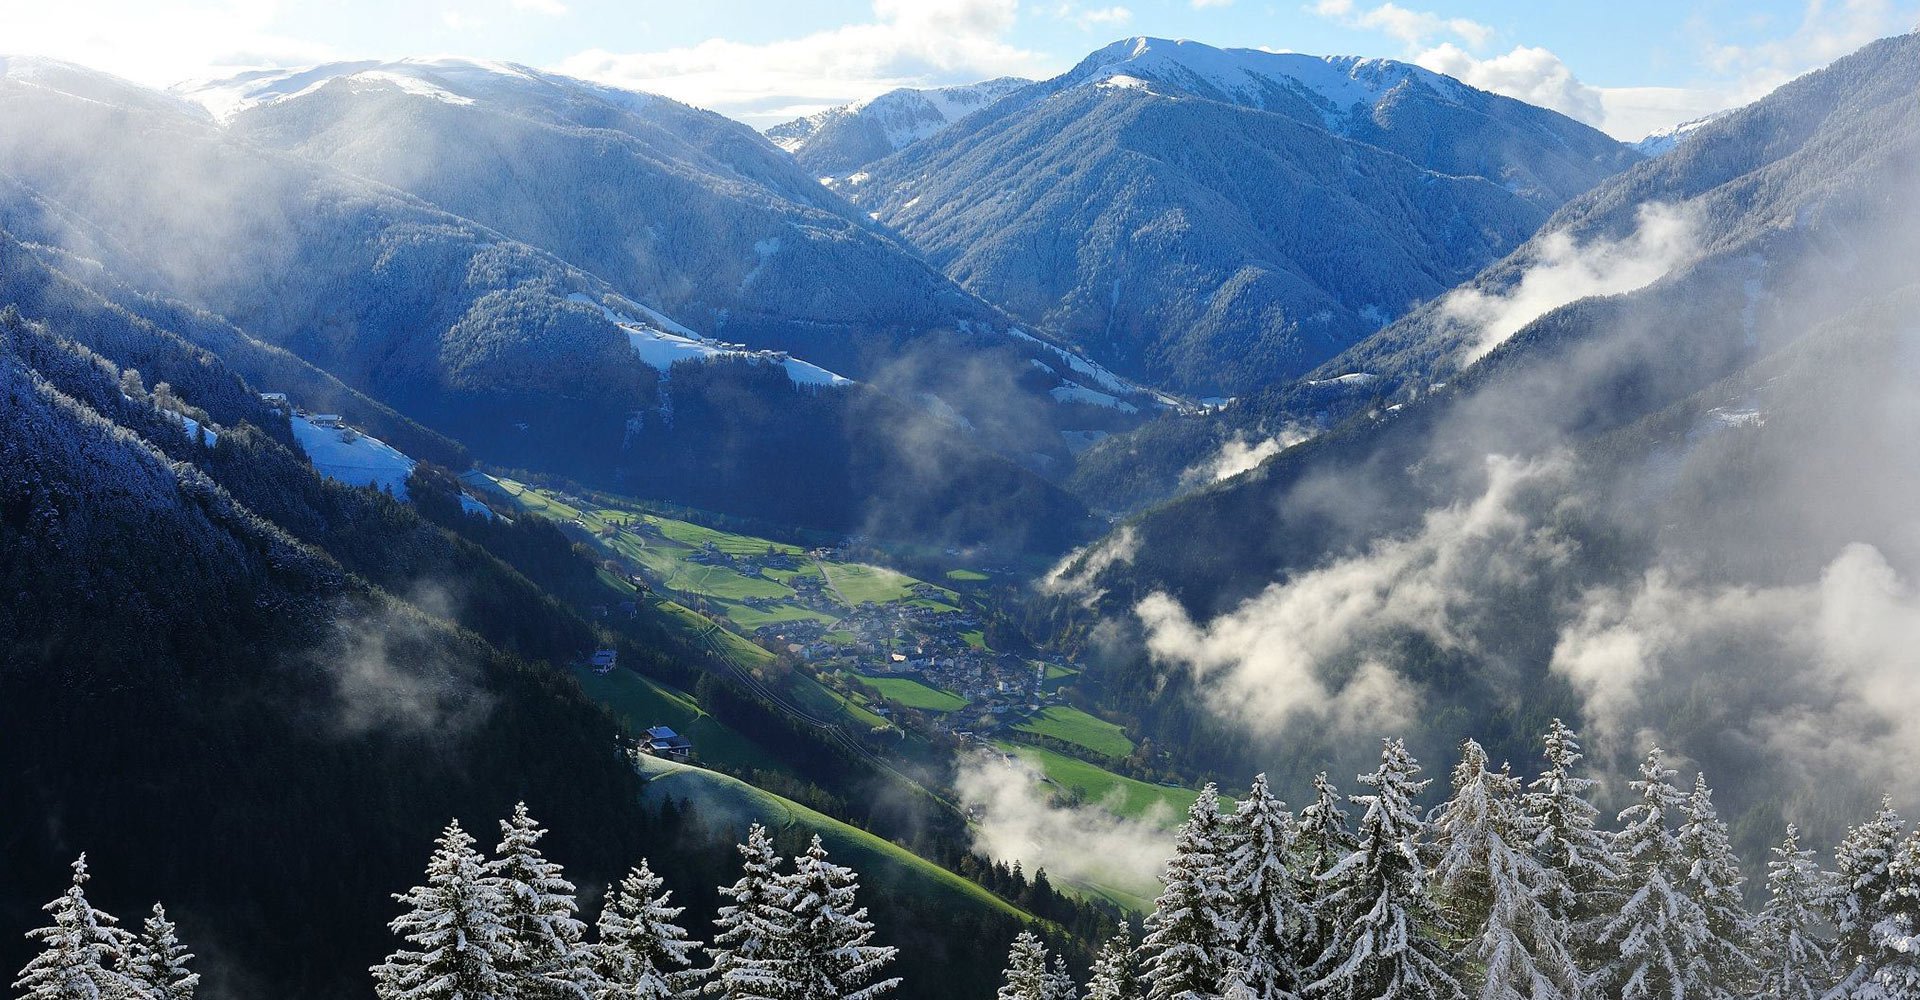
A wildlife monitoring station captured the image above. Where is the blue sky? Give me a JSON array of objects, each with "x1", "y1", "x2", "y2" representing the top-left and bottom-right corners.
[{"x1": 6, "y1": 0, "x2": 1917, "y2": 137}]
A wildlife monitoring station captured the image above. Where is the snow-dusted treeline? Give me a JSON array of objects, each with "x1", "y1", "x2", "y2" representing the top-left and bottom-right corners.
[
  {"x1": 10, "y1": 804, "x2": 900, "y2": 1000},
  {"x1": 997, "y1": 722, "x2": 1920, "y2": 1000},
  {"x1": 11, "y1": 856, "x2": 199, "y2": 1000},
  {"x1": 369, "y1": 806, "x2": 897, "y2": 1000}
]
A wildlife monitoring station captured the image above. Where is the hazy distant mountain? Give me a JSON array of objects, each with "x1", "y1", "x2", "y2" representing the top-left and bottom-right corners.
[
  {"x1": 845, "y1": 37, "x2": 1639, "y2": 395},
  {"x1": 765, "y1": 77, "x2": 1032, "y2": 176},
  {"x1": 0, "y1": 58, "x2": 1098, "y2": 550},
  {"x1": 173, "y1": 59, "x2": 1155, "y2": 469},
  {"x1": 1630, "y1": 110, "x2": 1732, "y2": 156}
]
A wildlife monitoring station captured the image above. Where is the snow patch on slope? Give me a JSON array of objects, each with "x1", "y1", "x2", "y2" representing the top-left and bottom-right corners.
[
  {"x1": 566, "y1": 292, "x2": 852, "y2": 388},
  {"x1": 1051, "y1": 384, "x2": 1139, "y2": 413},
  {"x1": 291, "y1": 414, "x2": 416, "y2": 497}
]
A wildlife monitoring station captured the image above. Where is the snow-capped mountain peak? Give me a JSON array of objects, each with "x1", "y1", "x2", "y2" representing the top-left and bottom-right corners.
[
  {"x1": 1061, "y1": 36, "x2": 1455, "y2": 122},
  {"x1": 1631, "y1": 110, "x2": 1733, "y2": 157},
  {"x1": 172, "y1": 57, "x2": 652, "y2": 124},
  {"x1": 764, "y1": 77, "x2": 1031, "y2": 173}
]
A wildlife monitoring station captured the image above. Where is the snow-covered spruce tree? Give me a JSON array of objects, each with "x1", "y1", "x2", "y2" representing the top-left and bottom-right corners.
[
  {"x1": 1753, "y1": 824, "x2": 1836, "y2": 1000},
  {"x1": 490, "y1": 802, "x2": 597, "y2": 1000},
  {"x1": 1219, "y1": 967, "x2": 1258, "y2": 1000},
  {"x1": 999, "y1": 931, "x2": 1056, "y2": 1000},
  {"x1": 1836, "y1": 829, "x2": 1920, "y2": 1000},
  {"x1": 769, "y1": 836, "x2": 899, "y2": 1000},
  {"x1": 1520, "y1": 718, "x2": 1618, "y2": 978},
  {"x1": 593, "y1": 860, "x2": 702, "y2": 1000},
  {"x1": 126, "y1": 902, "x2": 199, "y2": 1000},
  {"x1": 1306, "y1": 739, "x2": 1461, "y2": 1000},
  {"x1": 1140, "y1": 784, "x2": 1243, "y2": 1000},
  {"x1": 707, "y1": 824, "x2": 792, "y2": 1000},
  {"x1": 1593, "y1": 748, "x2": 1708, "y2": 1000},
  {"x1": 1430, "y1": 740, "x2": 1577, "y2": 1000},
  {"x1": 1227, "y1": 773, "x2": 1307, "y2": 1000},
  {"x1": 1673, "y1": 774, "x2": 1755, "y2": 996},
  {"x1": 373, "y1": 820, "x2": 515, "y2": 1000},
  {"x1": 1084, "y1": 931, "x2": 1139, "y2": 1000},
  {"x1": 1294, "y1": 773, "x2": 1355, "y2": 987},
  {"x1": 1045, "y1": 953, "x2": 1080, "y2": 1000},
  {"x1": 1827, "y1": 797, "x2": 1904, "y2": 995},
  {"x1": 12, "y1": 855, "x2": 141, "y2": 1000}
]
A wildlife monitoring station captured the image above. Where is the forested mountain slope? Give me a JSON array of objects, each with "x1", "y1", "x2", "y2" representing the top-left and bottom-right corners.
[
  {"x1": 0, "y1": 290, "x2": 1057, "y2": 1000},
  {"x1": 0, "y1": 60, "x2": 1098, "y2": 553},
  {"x1": 766, "y1": 77, "x2": 1032, "y2": 177},
  {"x1": 1053, "y1": 30, "x2": 1920, "y2": 838},
  {"x1": 183, "y1": 59, "x2": 1151, "y2": 452},
  {"x1": 846, "y1": 38, "x2": 1638, "y2": 395}
]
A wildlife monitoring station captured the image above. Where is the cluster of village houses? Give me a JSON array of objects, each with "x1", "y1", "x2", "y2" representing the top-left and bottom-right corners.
[
  {"x1": 571, "y1": 517, "x2": 1076, "y2": 751},
  {"x1": 754, "y1": 601, "x2": 1068, "y2": 731}
]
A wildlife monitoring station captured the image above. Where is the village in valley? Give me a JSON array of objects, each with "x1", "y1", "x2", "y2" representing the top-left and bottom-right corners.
[{"x1": 483, "y1": 477, "x2": 1081, "y2": 745}]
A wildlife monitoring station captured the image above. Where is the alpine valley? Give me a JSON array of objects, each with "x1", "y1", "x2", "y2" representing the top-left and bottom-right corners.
[{"x1": 4, "y1": 13, "x2": 1920, "y2": 1000}]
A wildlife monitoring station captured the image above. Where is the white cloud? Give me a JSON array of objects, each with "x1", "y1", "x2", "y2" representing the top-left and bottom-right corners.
[
  {"x1": 1076, "y1": 5, "x2": 1134, "y2": 28},
  {"x1": 1595, "y1": 86, "x2": 1740, "y2": 142},
  {"x1": 1311, "y1": 0, "x2": 1493, "y2": 49},
  {"x1": 510, "y1": 0, "x2": 569, "y2": 14},
  {"x1": 0, "y1": 0, "x2": 339, "y2": 88},
  {"x1": 1702, "y1": 0, "x2": 1917, "y2": 104},
  {"x1": 1039, "y1": 525, "x2": 1137, "y2": 606},
  {"x1": 1178, "y1": 427, "x2": 1314, "y2": 488},
  {"x1": 1551, "y1": 543, "x2": 1920, "y2": 799},
  {"x1": 1445, "y1": 203, "x2": 1699, "y2": 366},
  {"x1": 1415, "y1": 43, "x2": 1604, "y2": 126},
  {"x1": 554, "y1": 0, "x2": 1053, "y2": 127},
  {"x1": 1413, "y1": 43, "x2": 1738, "y2": 139},
  {"x1": 1191, "y1": 0, "x2": 1236, "y2": 7},
  {"x1": 1138, "y1": 454, "x2": 1573, "y2": 736},
  {"x1": 953, "y1": 751, "x2": 1171, "y2": 898}
]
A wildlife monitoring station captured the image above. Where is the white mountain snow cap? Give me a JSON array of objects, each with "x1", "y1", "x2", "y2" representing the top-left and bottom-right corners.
[
  {"x1": 1631, "y1": 110, "x2": 1732, "y2": 157},
  {"x1": 1068, "y1": 36, "x2": 1457, "y2": 116},
  {"x1": 0, "y1": 54, "x2": 210, "y2": 118},
  {"x1": 173, "y1": 57, "x2": 651, "y2": 124}
]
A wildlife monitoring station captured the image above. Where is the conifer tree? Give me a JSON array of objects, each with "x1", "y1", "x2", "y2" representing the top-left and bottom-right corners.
[
  {"x1": 1045, "y1": 953, "x2": 1080, "y2": 1000},
  {"x1": 1754, "y1": 825, "x2": 1836, "y2": 1000},
  {"x1": 1827, "y1": 798, "x2": 1904, "y2": 994},
  {"x1": 490, "y1": 802, "x2": 596, "y2": 1000},
  {"x1": 1850, "y1": 830, "x2": 1920, "y2": 999},
  {"x1": 1594, "y1": 749, "x2": 1706, "y2": 1000},
  {"x1": 1520, "y1": 718, "x2": 1618, "y2": 974},
  {"x1": 373, "y1": 820, "x2": 515, "y2": 1000},
  {"x1": 1227, "y1": 774, "x2": 1307, "y2": 1000},
  {"x1": 1674, "y1": 774, "x2": 1754, "y2": 997},
  {"x1": 707, "y1": 824, "x2": 793, "y2": 1000},
  {"x1": 1430, "y1": 740, "x2": 1577, "y2": 1000},
  {"x1": 1000, "y1": 932, "x2": 1055, "y2": 1000},
  {"x1": 12, "y1": 855, "x2": 140, "y2": 1000},
  {"x1": 1219, "y1": 967, "x2": 1258, "y2": 1000},
  {"x1": 593, "y1": 861, "x2": 701, "y2": 1000},
  {"x1": 1294, "y1": 773, "x2": 1355, "y2": 986},
  {"x1": 1140, "y1": 784, "x2": 1243, "y2": 1000},
  {"x1": 126, "y1": 902, "x2": 198, "y2": 1000},
  {"x1": 1085, "y1": 932, "x2": 1139, "y2": 1000},
  {"x1": 1306, "y1": 739, "x2": 1460, "y2": 1000},
  {"x1": 771, "y1": 836, "x2": 899, "y2": 1000}
]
